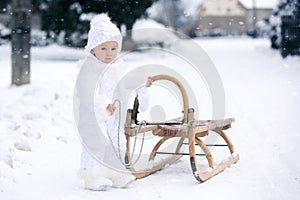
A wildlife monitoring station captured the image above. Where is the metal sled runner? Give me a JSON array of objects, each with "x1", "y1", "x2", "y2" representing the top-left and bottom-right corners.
[{"x1": 124, "y1": 75, "x2": 239, "y2": 183}]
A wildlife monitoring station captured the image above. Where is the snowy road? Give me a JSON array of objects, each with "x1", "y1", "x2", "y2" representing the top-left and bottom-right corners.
[{"x1": 1, "y1": 38, "x2": 299, "y2": 199}]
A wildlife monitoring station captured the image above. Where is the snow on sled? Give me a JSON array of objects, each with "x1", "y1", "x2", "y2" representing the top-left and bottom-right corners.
[{"x1": 124, "y1": 74, "x2": 239, "y2": 183}]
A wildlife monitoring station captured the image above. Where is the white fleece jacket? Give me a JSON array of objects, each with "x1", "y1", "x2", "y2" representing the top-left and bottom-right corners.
[{"x1": 75, "y1": 54, "x2": 149, "y2": 177}]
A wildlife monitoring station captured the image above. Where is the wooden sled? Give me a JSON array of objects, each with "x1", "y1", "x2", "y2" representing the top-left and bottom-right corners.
[{"x1": 124, "y1": 75, "x2": 239, "y2": 183}]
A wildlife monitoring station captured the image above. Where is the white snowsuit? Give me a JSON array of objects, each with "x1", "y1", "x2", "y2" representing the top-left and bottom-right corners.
[{"x1": 75, "y1": 54, "x2": 149, "y2": 189}]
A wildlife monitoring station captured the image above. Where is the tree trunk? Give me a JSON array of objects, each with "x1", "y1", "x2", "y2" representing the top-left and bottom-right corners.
[{"x1": 11, "y1": 0, "x2": 31, "y2": 85}]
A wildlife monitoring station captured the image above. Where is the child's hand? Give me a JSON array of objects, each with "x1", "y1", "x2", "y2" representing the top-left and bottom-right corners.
[
  {"x1": 146, "y1": 76, "x2": 153, "y2": 87},
  {"x1": 106, "y1": 104, "x2": 116, "y2": 115}
]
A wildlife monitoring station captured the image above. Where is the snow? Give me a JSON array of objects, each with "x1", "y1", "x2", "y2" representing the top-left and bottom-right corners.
[
  {"x1": 132, "y1": 19, "x2": 178, "y2": 47},
  {"x1": 239, "y1": 0, "x2": 279, "y2": 9},
  {"x1": 1, "y1": 37, "x2": 300, "y2": 199}
]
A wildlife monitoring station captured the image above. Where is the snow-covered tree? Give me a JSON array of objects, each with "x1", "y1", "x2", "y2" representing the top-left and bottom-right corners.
[
  {"x1": 147, "y1": 0, "x2": 185, "y2": 30},
  {"x1": 269, "y1": 0, "x2": 299, "y2": 52},
  {"x1": 37, "y1": 0, "x2": 155, "y2": 47}
]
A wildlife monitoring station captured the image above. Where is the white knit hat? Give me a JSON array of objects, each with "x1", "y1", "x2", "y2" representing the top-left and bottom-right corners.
[{"x1": 85, "y1": 13, "x2": 122, "y2": 53}]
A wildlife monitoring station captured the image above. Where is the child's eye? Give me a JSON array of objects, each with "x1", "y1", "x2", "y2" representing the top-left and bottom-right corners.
[
  {"x1": 101, "y1": 47, "x2": 106, "y2": 50},
  {"x1": 112, "y1": 48, "x2": 117, "y2": 51}
]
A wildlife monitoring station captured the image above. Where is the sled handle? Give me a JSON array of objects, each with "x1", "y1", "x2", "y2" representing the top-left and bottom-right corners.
[{"x1": 151, "y1": 75, "x2": 189, "y2": 123}]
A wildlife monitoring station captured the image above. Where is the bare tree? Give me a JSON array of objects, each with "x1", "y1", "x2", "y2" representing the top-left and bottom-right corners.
[{"x1": 11, "y1": 0, "x2": 31, "y2": 85}]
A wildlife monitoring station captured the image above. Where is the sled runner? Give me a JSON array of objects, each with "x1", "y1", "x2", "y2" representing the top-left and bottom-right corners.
[{"x1": 124, "y1": 74, "x2": 239, "y2": 183}]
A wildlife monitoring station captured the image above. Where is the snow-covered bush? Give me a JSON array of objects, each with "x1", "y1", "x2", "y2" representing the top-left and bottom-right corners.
[
  {"x1": 255, "y1": 19, "x2": 272, "y2": 38},
  {"x1": 132, "y1": 19, "x2": 179, "y2": 48},
  {"x1": 65, "y1": 31, "x2": 88, "y2": 48},
  {"x1": 30, "y1": 30, "x2": 52, "y2": 47},
  {"x1": 0, "y1": 23, "x2": 10, "y2": 40}
]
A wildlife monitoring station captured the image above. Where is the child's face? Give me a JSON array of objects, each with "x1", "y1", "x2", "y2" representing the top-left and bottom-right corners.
[{"x1": 92, "y1": 41, "x2": 118, "y2": 63}]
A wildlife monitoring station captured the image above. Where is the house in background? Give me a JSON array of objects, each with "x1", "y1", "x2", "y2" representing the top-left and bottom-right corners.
[{"x1": 196, "y1": 0, "x2": 273, "y2": 36}]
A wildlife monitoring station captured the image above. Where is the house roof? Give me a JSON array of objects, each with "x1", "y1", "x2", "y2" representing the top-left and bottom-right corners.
[
  {"x1": 194, "y1": 0, "x2": 277, "y2": 9},
  {"x1": 198, "y1": 0, "x2": 247, "y2": 16}
]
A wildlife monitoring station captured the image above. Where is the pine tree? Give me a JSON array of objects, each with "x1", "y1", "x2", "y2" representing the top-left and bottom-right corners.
[
  {"x1": 37, "y1": 0, "x2": 155, "y2": 46},
  {"x1": 0, "y1": 0, "x2": 10, "y2": 10},
  {"x1": 270, "y1": 0, "x2": 297, "y2": 48},
  {"x1": 40, "y1": 0, "x2": 80, "y2": 35}
]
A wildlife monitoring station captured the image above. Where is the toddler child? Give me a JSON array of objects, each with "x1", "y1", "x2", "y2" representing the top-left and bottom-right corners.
[{"x1": 75, "y1": 13, "x2": 152, "y2": 190}]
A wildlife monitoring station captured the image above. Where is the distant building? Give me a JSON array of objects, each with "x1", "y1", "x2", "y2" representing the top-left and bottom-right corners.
[{"x1": 196, "y1": 0, "x2": 273, "y2": 36}]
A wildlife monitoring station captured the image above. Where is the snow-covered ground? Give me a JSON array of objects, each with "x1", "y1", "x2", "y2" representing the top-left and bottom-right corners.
[{"x1": 0, "y1": 37, "x2": 299, "y2": 199}]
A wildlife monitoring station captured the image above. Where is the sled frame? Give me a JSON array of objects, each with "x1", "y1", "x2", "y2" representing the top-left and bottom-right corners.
[{"x1": 124, "y1": 74, "x2": 239, "y2": 183}]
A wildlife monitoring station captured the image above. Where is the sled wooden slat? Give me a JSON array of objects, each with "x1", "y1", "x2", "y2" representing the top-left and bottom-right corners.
[
  {"x1": 197, "y1": 154, "x2": 239, "y2": 181},
  {"x1": 131, "y1": 155, "x2": 182, "y2": 179},
  {"x1": 125, "y1": 125, "x2": 159, "y2": 136},
  {"x1": 155, "y1": 125, "x2": 208, "y2": 137}
]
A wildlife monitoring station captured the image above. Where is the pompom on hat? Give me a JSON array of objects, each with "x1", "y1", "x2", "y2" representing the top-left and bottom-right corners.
[{"x1": 85, "y1": 13, "x2": 122, "y2": 53}]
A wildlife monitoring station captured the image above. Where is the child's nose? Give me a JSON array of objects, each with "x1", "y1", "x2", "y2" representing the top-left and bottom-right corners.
[{"x1": 107, "y1": 50, "x2": 113, "y2": 55}]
